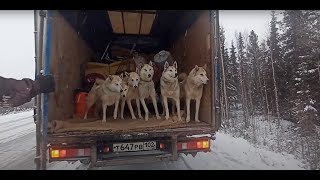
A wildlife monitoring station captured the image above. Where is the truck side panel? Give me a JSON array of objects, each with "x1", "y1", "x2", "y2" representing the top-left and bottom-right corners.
[
  {"x1": 170, "y1": 10, "x2": 214, "y2": 127},
  {"x1": 48, "y1": 10, "x2": 95, "y2": 122}
]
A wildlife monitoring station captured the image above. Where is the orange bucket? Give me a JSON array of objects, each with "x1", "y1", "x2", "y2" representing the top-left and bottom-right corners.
[{"x1": 74, "y1": 92, "x2": 95, "y2": 118}]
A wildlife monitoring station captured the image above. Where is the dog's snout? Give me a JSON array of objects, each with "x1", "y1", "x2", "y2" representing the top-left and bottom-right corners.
[
  {"x1": 148, "y1": 74, "x2": 151, "y2": 77},
  {"x1": 134, "y1": 85, "x2": 138, "y2": 88},
  {"x1": 175, "y1": 73, "x2": 178, "y2": 77},
  {"x1": 123, "y1": 95, "x2": 126, "y2": 97}
]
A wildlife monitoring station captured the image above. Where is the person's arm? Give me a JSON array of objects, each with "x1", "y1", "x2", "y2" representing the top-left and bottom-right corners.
[{"x1": 0, "y1": 75, "x2": 55, "y2": 107}]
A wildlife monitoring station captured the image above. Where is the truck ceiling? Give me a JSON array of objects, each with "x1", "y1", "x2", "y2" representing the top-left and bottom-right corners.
[{"x1": 59, "y1": 10, "x2": 202, "y2": 58}]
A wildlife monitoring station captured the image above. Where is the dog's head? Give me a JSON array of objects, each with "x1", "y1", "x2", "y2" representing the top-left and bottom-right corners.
[
  {"x1": 120, "y1": 81, "x2": 129, "y2": 98},
  {"x1": 125, "y1": 68, "x2": 140, "y2": 88},
  {"x1": 162, "y1": 61, "x2": 178, "y2": 79},
  {"x1": 190, "y1": 64, "x2": 209, "y2": 85},
  {"x1": 104, "y1": 74, "x2": 123, "y2": 93},
  {"x1": 139, "y1": 61, "x2": 154, "y2": 81}
]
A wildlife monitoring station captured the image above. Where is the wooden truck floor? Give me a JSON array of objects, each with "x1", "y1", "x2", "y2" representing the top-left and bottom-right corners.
[{"x1": 49, "y1": 114, "x2": 210, "y2": 134}]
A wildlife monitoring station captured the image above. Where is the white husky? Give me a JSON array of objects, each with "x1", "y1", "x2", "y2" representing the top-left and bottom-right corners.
[
  {"x1": 160, "y1": 61, "x2": 181, "y2": 121},
  {"x1": 138, "y1": 61, "x2": 161, "y2": 121},
  {"x1": 120, "y1": 68, "x2": 143, "y2": 119}
]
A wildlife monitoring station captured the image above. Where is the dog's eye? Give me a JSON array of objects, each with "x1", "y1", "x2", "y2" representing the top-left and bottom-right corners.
[
  {"x1": 132, "y1": 79, "x2": 134, "y2": 81},
  {"x1": 125, "y1": 89, "x2": 127, "y2": 91},
  {"x1": 170, "y1": 70, "x2": 172, "y2": 72},
  {"x1": 145, "y1": 69, "x2": 147, "y2": 71},
  {"x1": 116, "y1": 83, "x2": 119, "y2": 86},
  {"x1": 136, "y1": 79, "x2": 138, "y2": 81},
  {"x1": 200, "y1": 74, "x2": 203, "y2": 76},
  {"x1": 149, "y1": 69, "x2": 151, "y2": 71}
]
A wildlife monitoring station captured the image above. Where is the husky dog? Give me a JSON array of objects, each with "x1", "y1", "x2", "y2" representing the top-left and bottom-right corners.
[
  {"x1": 179, "y1": 64, "x2": 209, "y2": 123},
  {"x1": 138, "y1": 61, "x2": 161, "y2": 121},
  {"x1": 84, "y1": 74, "x2": 123, "y2": 122},
  {"x1": 160, "y1": 61, "x2": 181, "y2": 121},
  {"x1": 120, "y1": 68, "x2": 142, "y2": 119}
]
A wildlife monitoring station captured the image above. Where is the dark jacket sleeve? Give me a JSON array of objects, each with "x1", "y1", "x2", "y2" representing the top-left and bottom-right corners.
[{"x1": 0, "y1": 76, "x2": 40, "y2": 107}]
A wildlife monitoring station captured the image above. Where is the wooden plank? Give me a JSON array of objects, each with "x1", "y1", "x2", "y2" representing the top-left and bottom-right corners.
[
  {"x1": 48, "y1": 11, "x2": 95, "y2": 122},
  {"x1": 140, "y1": 13, "x2": 155, "y2": 35},
  {"x1": 107, "y1": 11, "x2": 124, "y2": 33},
  {"x1": 123, "y1": 12, "x2": 141, "y2": 34},
  {"x1": 170, "y1": 11, "x2": 214, "y2": 126}
]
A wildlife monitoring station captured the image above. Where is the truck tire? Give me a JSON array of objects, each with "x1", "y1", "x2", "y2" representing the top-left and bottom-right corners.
[{"x1": 80, "y1": 159, "x2": 91, "y2": 165}]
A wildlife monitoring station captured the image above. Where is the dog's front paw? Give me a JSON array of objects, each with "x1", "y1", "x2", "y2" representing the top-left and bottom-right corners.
[
  {"x1": 138, "y1": 114, "x2": 143, "y2": 119},
  {"x1": 132, "y1": 116, "x2": 137, "y2": 120},
  {"x1": 195, "y1": 119, "x2": 200, "y2": 123},
  {"x1": 186, "y1": 117, "x2": 190, "y2": 123},
  {"x1": 165, "y1": 115, "x2": 169, "y2": 120},
  {"x1": 102, "y1": 119, "x2": 107, "y2": 123},
  {"x1": 113, "y1": 115, "x2": 117, "y2": 120},
  {"x1": 145, "y1": 114, "x2": 149, "y2": 121},
  {"x1": 156, "y1": 115, "x2": 161, "y2": 120}
]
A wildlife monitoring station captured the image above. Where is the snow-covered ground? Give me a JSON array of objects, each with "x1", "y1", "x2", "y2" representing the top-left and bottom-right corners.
[
  {"x1": 0, "y1": 110, "x2": 35, "y2": 144},
  {"x1": 0, "y1": 110, "x2": 307, "y2": 170},
  {"x1": 182, "y1": 132, "x2": 305, "y2": 170},
  {"x1": 221, "y1": 110, "x2": 319, "y2": 170}
]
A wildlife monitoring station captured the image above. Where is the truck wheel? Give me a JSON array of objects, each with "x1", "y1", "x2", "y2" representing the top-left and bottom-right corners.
[{"x1": 80, "y1": 159, "x2": 91, "y2": 165}]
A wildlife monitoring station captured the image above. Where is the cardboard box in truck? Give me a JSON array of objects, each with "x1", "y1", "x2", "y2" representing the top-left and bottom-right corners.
[{"x1": 34, "y1": 10, "x2": 221, "y2": 169}]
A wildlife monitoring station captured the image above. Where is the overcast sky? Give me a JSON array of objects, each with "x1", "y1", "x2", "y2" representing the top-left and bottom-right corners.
[
  {"x1": 0, "y1": 10, "x2": 35, "y2": 80},
  {"x1": 0, "y1": 10, "x2": 279, "y2": 80},
  {"x1": 220, "y1": 10, "x2": 281, "y2": 48}
]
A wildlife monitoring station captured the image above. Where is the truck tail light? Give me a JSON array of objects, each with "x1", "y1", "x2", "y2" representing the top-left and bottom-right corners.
[
  {"x1": 50, "y1": 148, "x2": 91, "y2": 159},
  {"x1": 177, "y1": 139, "x2": 210, "y2": 151}
]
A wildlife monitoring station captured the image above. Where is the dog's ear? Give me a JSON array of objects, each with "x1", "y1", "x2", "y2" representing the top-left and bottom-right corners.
[
  {"x1": 173, "y1": 61, "x2": 178, "y2": 69},
  {"x1": 95, "y1": 78, "x2": 104, "y2": 85},
  {"x1": 195, "y1": 65, "x2": 199, "y2": 71},
  {"x1": 164, "y1": 61, "x2": 169, "y2": 69},
  {"x1": 149, "y1": 60, "x2": 153, "y2": 67},
  {"x1": 108, "y1": 75, "x2": 113, "y2": 81},
  {"x1": 135, "y1": 67, "x2": 140, "y2": 74},
  {"x1": 138, "y1": 64, "x2": 143, "y2": 71},
  {"x1": 203, "y1": 64, "x2": 207, "y2": 71},
  {"x1": 119, "y1": 73, "x2": 124, "y2": 79},
  {"x1": 125, "y1": 71, "x2": 130, "y2": 77}
]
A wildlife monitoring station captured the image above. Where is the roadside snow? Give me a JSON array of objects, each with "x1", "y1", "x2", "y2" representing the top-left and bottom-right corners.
[
  {"x1": 48, "y1": 161, "x2": 84, "y2": 170},
  {"x1": 0, "y1": 110, "x2": 35, "y2": 144},
  {"x1": 304, "y1": 105, "x2": 317, "y2": 112},
  {"x1": 182, "y1": 132, "x2": 305, "y2": 170}
]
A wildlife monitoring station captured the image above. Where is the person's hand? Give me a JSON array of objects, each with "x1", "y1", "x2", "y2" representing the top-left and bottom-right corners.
[{"x1": 35, "y1": 74, "x2": 55, "y2": 93}]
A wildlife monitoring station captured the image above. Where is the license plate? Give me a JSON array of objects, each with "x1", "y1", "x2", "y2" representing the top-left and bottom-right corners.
[{"x1": 113, "y1": 141, "x2": 157, "y2": 152}]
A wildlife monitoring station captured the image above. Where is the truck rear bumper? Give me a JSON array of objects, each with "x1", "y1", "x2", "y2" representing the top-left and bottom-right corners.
[{"x1": 48, "y1": 130, "x2": 216, "y2": 168}]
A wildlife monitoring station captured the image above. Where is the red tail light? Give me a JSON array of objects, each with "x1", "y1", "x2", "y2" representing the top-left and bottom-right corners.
[
  {"x1": 50, "y1": 148, "x2": 91, "y2": 159},
  {"x1": 160, "y1": 143, "x2": 165, "y2": 149},
  {"x1": 177, "y1": 139, "x2": 210, "y2": 151}
]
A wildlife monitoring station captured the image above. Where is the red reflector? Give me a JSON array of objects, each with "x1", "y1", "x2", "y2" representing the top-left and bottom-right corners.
[
  {"x1": 160, "y1": 143, "x2": 165, "y2": 149},
  {"x1": 104, "y1": 147, "x2": 110, "y2": 152}
]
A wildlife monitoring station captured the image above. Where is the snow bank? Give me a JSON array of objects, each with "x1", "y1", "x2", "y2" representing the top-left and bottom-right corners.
[{"x1": 182, "y1": 132, "x2": 305, "y2": 170}]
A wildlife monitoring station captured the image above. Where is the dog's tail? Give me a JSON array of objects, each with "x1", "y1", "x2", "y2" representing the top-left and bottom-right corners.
[{"x1": 178, "y1": 73, "x2": 187, "y2": 84}]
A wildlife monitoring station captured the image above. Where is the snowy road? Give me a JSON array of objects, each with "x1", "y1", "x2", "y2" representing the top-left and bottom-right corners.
[{"x1": 0, "y1": 110, "x2": 306, "y2": 170}]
